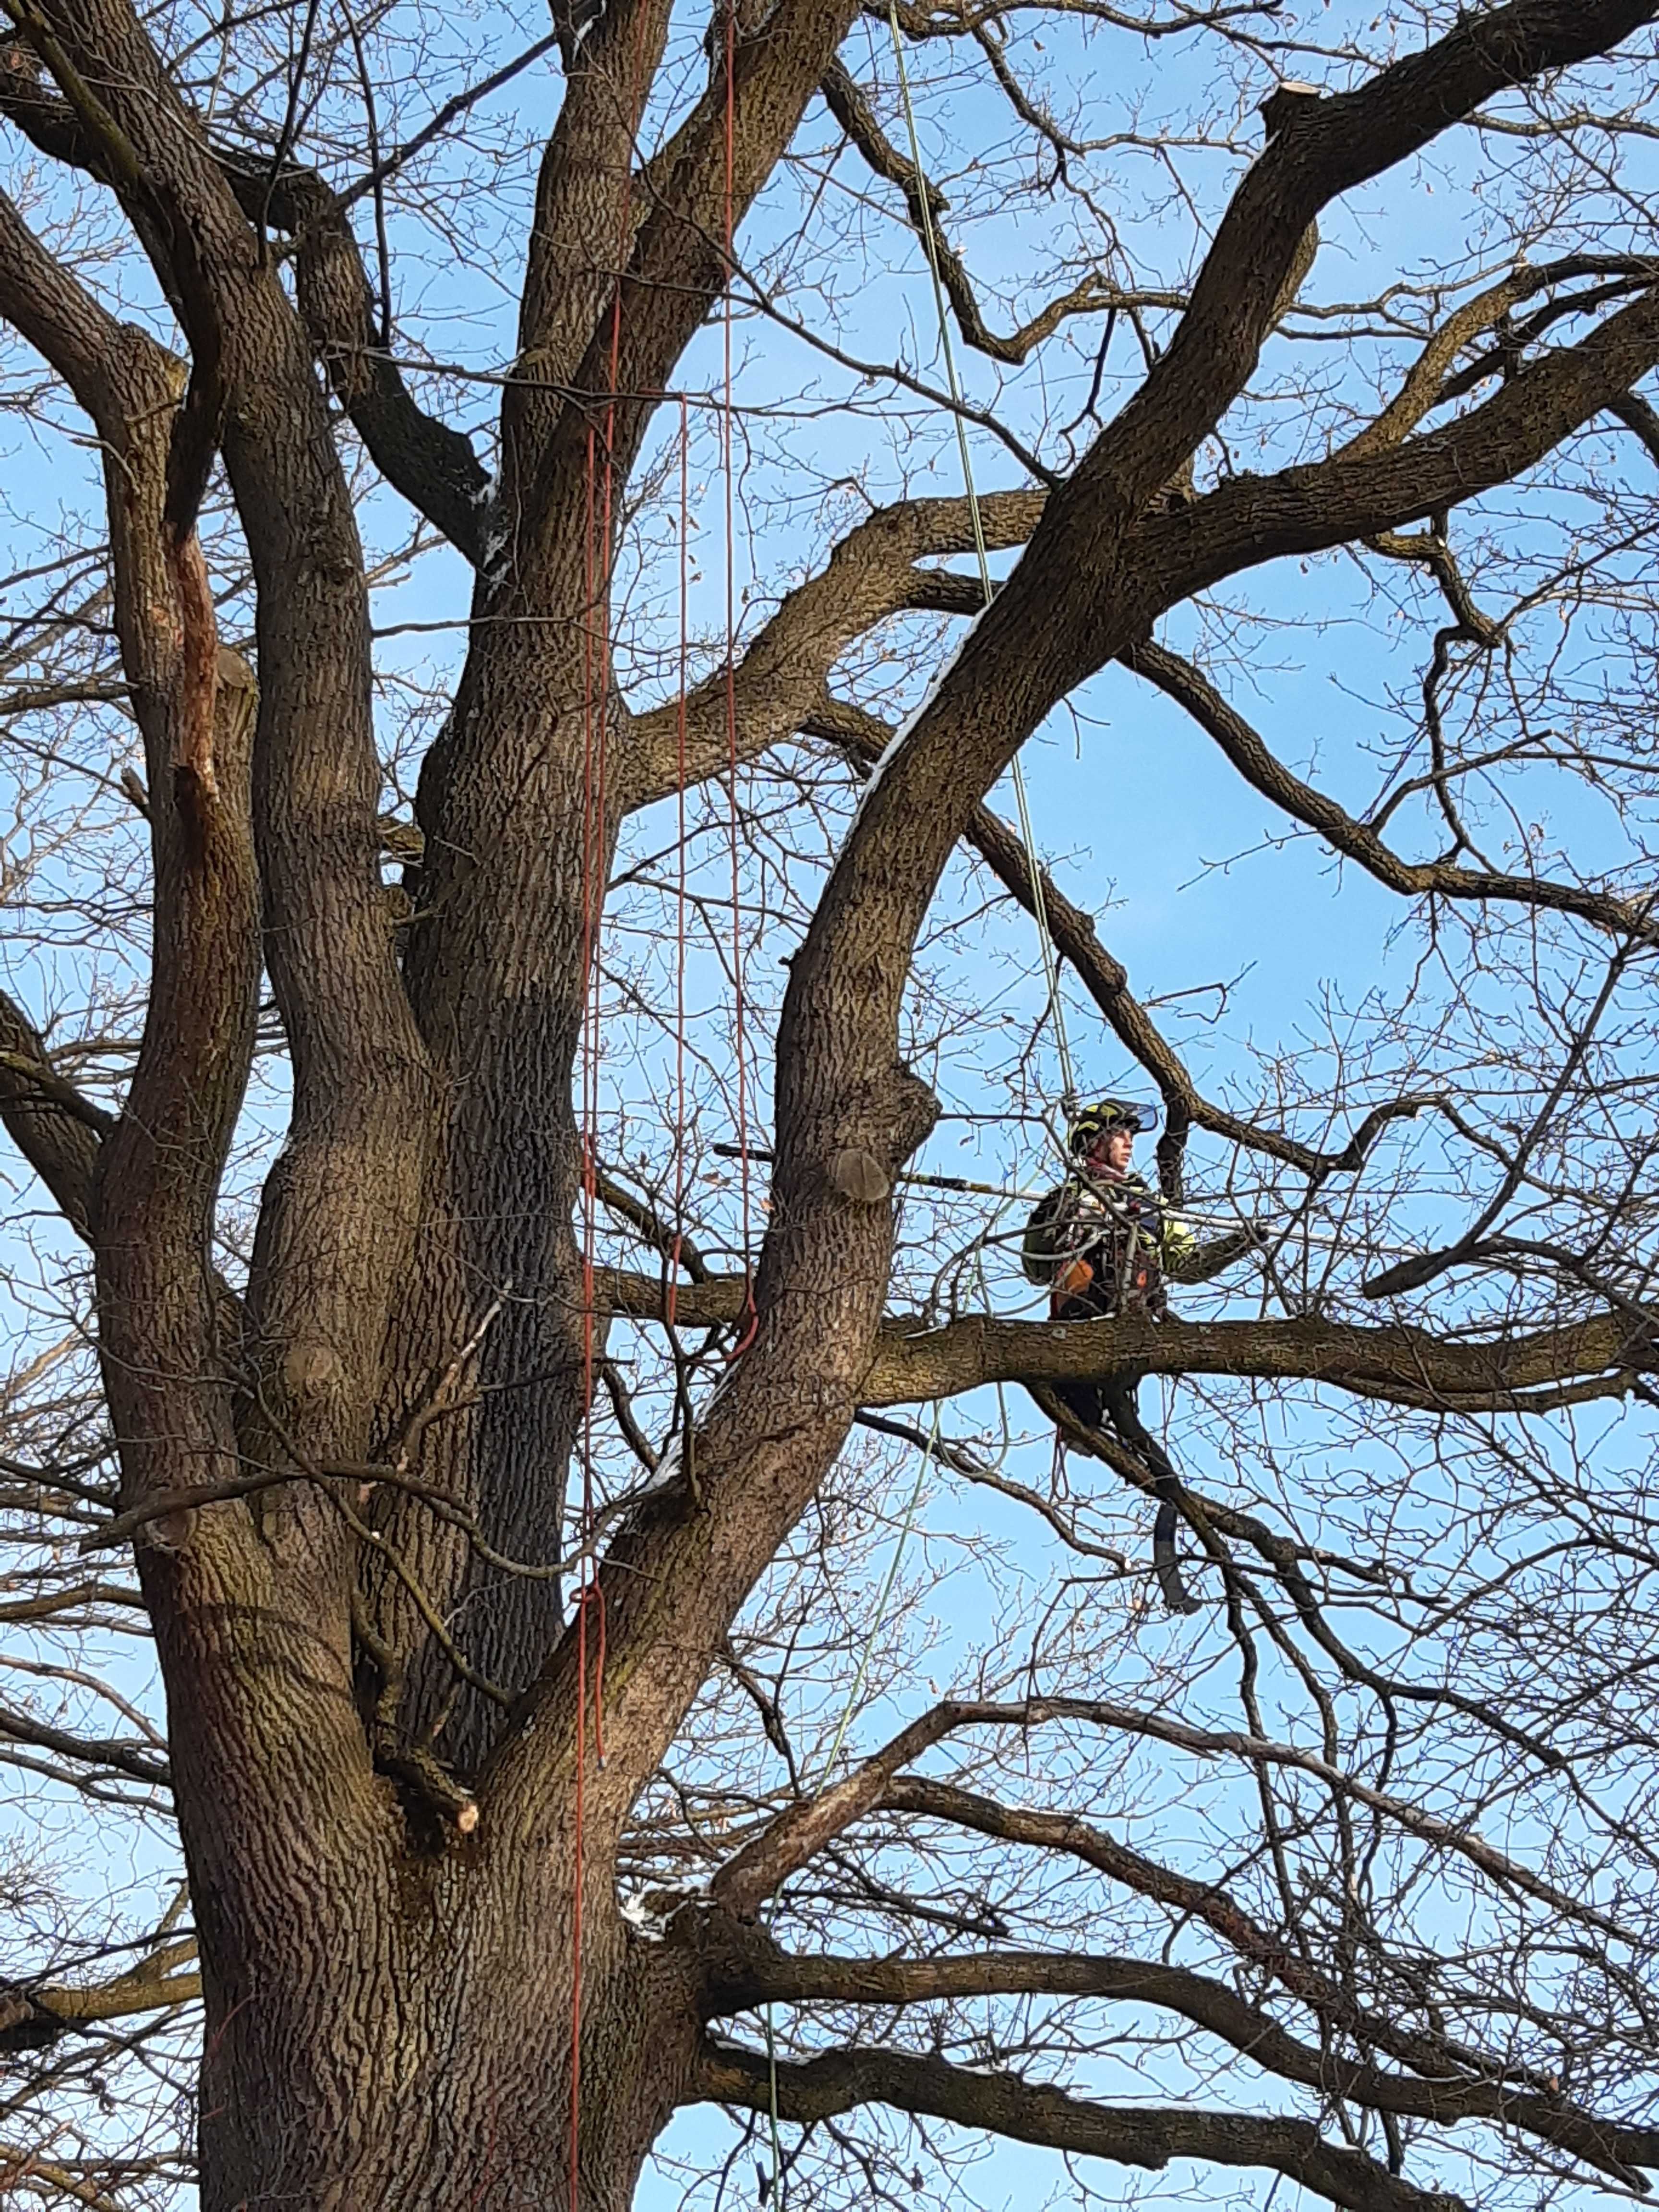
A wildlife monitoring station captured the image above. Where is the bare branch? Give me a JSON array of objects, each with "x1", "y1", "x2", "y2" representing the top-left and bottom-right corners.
[
  {"x1": 1125, "y1": 639, "x2": 1659, "y2": 947},
  {"x1": 1075, "y1": 0, "x2": 1659, "y2": 539},
  {"x1": 0, "y1": 1704, "x2": 169, "y2": 1789},
  {"x1": 695, "y1": 2036, "x2": 1477, "y2": 2212},
  {"x1": 822, "y1": 59, "x2": 1113, "y2": 364},
  {"x1": 249, "y1": 159, "x2": 491, "y2": 561},
  {"x1": 1, "y1": 1938, "x2": 200, "y2": 2049},
  {"x1": 597, "y1": 1265, "x2": 1653, "y2": 1416},
  {"x1": 624, "y1": 490, "x2": 1046, "y2": 809},
  {"x1": 711, "y1": 1704, "x2": 967, "y2": 1919},
  {"x1": 1340, "y1": 256, "x2": 1658, "y2": 459},
  {"x1": 0, "y1": 41, "x2": 493, "y2": 558},
  {"x1": 1140, "y1": 282, "x2": 1659, "y2": 614},
  {"x1": 701, "y1": 1940, "x2": 1656, "y2": 2186},
  {"x1": 879, "y1": 1774, "x2": 1551, "y2": 2090},
  {"x1": 0, "y1": 987, "x2": 105, "y2": 1240},
  {"x1": 822, "y1": 699, "x2": 1430, "y2": 1191}
]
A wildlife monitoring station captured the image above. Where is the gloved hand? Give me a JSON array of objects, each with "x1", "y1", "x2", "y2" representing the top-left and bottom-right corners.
[{"x1": 1055, "y1": 1254, "x2": 1095, "y2": 1297}]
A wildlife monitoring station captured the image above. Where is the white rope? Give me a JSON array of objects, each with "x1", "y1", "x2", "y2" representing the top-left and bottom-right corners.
[
  {"x1": 762, "y1": 1395, "x2": 943, "y2": 2204},
  {"x1": 885, "y1": 1, "x2": 1078, "y2": 1114}
]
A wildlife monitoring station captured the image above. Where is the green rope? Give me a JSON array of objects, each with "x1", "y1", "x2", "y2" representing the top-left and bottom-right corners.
[
  {"x1": 763, "y1": 1395, "x2": 943, "y2": 2205},
  {"x1": 823, "y1": 1403, "x2": 938, "y2": 1778},
  {"x1": 765, "y1": 35, "x2": 1074, "y2": 2192},
  {"x1": 762, "y1": 1999, "x2": 784, "y2": 2200},
  {"x1": 885, "y1": 0, "x2": 1078, "y2": 1115}
]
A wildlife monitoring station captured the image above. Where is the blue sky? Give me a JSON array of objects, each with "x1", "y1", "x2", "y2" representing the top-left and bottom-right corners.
[{"x1": 4, "y1": 1, "x2": 1659, "y2": 2205}]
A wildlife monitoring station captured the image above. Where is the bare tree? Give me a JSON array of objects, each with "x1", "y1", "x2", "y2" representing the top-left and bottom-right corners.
[{"x1": 5, "y1": 0, "x2": 1659, "y2": 2207}]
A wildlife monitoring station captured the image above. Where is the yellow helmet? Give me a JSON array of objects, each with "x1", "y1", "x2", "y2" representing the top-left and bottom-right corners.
[{"x1": 1068, "y1": 1097, "x2": 1155, "y2": 1154}]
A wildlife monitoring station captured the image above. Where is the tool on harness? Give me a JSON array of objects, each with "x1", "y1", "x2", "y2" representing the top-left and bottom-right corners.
[
  {"x1": 1024, "y1": 1178, "x2": 1170, "y2": 1315},
  {"x1": 1023, "y1": 1102, "x2": 1202, "y2": 1615}
]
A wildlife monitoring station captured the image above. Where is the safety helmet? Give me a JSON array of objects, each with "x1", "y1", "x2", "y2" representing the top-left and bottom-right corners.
[{"x1": 1068, "y1": 1097, "x2": 1156, "y2": 1153}]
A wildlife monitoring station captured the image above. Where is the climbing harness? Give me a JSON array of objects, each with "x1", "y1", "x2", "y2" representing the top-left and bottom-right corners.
[{"x1": 1023, "y1": 1128, "x2": 1203, "y2": 1613}]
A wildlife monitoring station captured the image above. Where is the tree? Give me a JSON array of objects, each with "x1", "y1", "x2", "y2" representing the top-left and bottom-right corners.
[{"x1": 5, "y1": 0, "x2": 1659, "y2": 2203}]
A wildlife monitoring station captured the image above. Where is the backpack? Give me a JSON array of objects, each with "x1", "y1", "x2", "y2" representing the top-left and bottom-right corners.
[{"x1": 1021, "y1": 1184, "x2": 1074, "y2": 1286}]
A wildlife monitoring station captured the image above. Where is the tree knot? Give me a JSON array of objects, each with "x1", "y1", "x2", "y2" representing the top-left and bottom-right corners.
[{"x1": 826, "y1": 1062, "x2": 938, "y2": 1205}]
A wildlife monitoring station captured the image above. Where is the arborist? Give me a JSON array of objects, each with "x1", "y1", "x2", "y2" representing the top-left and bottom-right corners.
[{"x1": 1022, "y1": 1097, "x2": 1203, "y2": 1615}]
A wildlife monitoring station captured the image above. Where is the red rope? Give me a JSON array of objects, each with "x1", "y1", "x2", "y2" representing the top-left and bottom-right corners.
[
  {"x1": 571, "y1": 410, "x2": 601, "y2": 2212},
  {"x1": 569, "y1": 10, "x2": 749, "y2": 2188},
  {"x1": 668, "y1": 397, "x2": 691, "y2": 1328},
  {"x1": 570, "y1": 19, "x2": 656, "y2": 2200},
  {"x1": 722, "y1": 0, "x2": 758, "y2": 1362}
]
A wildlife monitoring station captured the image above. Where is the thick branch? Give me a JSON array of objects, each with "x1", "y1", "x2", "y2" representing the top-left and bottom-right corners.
[
  {"x1": 770, "y1": 9, "x2": 1659, "y2": 1136},
  {"x1": 1610, "y1": 385, "x2": 1659, "y2": 464},
  {"x1": 0, "y1": 2145, "x2": 121, "y2": 2210},
  {"x1": 696, "y1": 2038, "x2": 1474, "y2": 2212},
  {"x1": 0, "y1": 1939, "x2": 199, "y2": 2050},
  {"x1": 703, "y1": 1941, "x2": 1655, "y2": 2185},
  {"x1": 499, "y1": 0, "x2": 677, "y2": 523},
  {"x1": 1139, "y1": 282, "x2": 1659, "y2": 614},
  {"x1": 624, "y1": 490, "x2": 1045, "y2": 808},
  {"x1": 594, "y1": 1161, "x2": 710, "y2": 1283},
  {"x1": 0, "y1": 987, "x2": 105, "y2": 1240},
  {"x1": 1340, "y1": 255, "x2": 1658, "y2": 459},
  {"x1": 718, "y1": 36, "x2": 1659, "y2": 1882},
  {"x1": 865, "y1": 1305, "x2": 1647, "y2": 1415},
  {"x1": 539, "y1": 0, "x2": 866, "y2": 559},
  {"x1": 0, "y1": 48, "x2": 491, "y2": 557},
  {"x1": 0, "y1": 1703, "x2": 169, "y2": 1788},
  {"x1": 596, "y1": 1267, "x2": 1652, "y2": 1415},
  {"x1": 421, "y1": 0, "x2": 1659, "y2": 1834},
  {"x1": 711, "y1": 1704, "x2": 968, "y2": 1918},
  {"x1": 233, "y1": 157, "x2": 490, "y2": 561},
  {"x1": 7, "y1": 0, "x2": 433, "y2": 1890},
  {"x1": 1068, "y1": 0, "x2": 1659, "y2": 541},
  {"x1": 702, "y1": 1684, "x2": 1626, "y2": 1987},
  {"x1": 0, "y1": 175, "x2": 136, "y2": 436}
]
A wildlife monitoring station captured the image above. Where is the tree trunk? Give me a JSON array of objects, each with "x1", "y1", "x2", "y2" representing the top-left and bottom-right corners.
[
  {"x1": 187, "y1": 1787, "x2": 696, "y2": 2212},
  {"x1": 376, "y1": 589, "x2": 627, "y2": 1770}
]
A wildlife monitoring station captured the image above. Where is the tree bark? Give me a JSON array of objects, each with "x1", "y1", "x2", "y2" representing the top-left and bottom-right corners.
[{"x1": 192, "y1": 1809, "x2": 701, "y2": 2212}]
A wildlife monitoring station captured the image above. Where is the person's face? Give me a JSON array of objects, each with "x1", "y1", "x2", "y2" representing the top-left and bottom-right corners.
[{"x1": 1088, "y1": 1126, "x2": 1135, "y2": 1173}]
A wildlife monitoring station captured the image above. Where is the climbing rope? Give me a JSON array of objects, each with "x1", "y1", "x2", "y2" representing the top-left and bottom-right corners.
[
  {"x1": 570, "y1": 12, "x2": 657, "y2": 2202},
  {"x1": 723, "y1": 0, "x2": 759, "y2": 1359},
  {"x1": 669, "y1": 396, "x2": 691, "y2": 1325},
  {"x1": 763, "y1": 1394, "x2": 943, "y2": 2206},
  {"x1": 572, "y1": 409, "x2": 604, "y2": 2212},
  {"x1": 572, "y1": 18, "x2": 753, "y2": 2182},
  {"x1": 884, "y1": 0, "x2": 1077, "y2": 1117}
]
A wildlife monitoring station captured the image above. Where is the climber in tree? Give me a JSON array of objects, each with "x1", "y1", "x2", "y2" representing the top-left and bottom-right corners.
[{"x1": 1022, "y1": 1098, "x2": 1202, "y2": 1615}]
